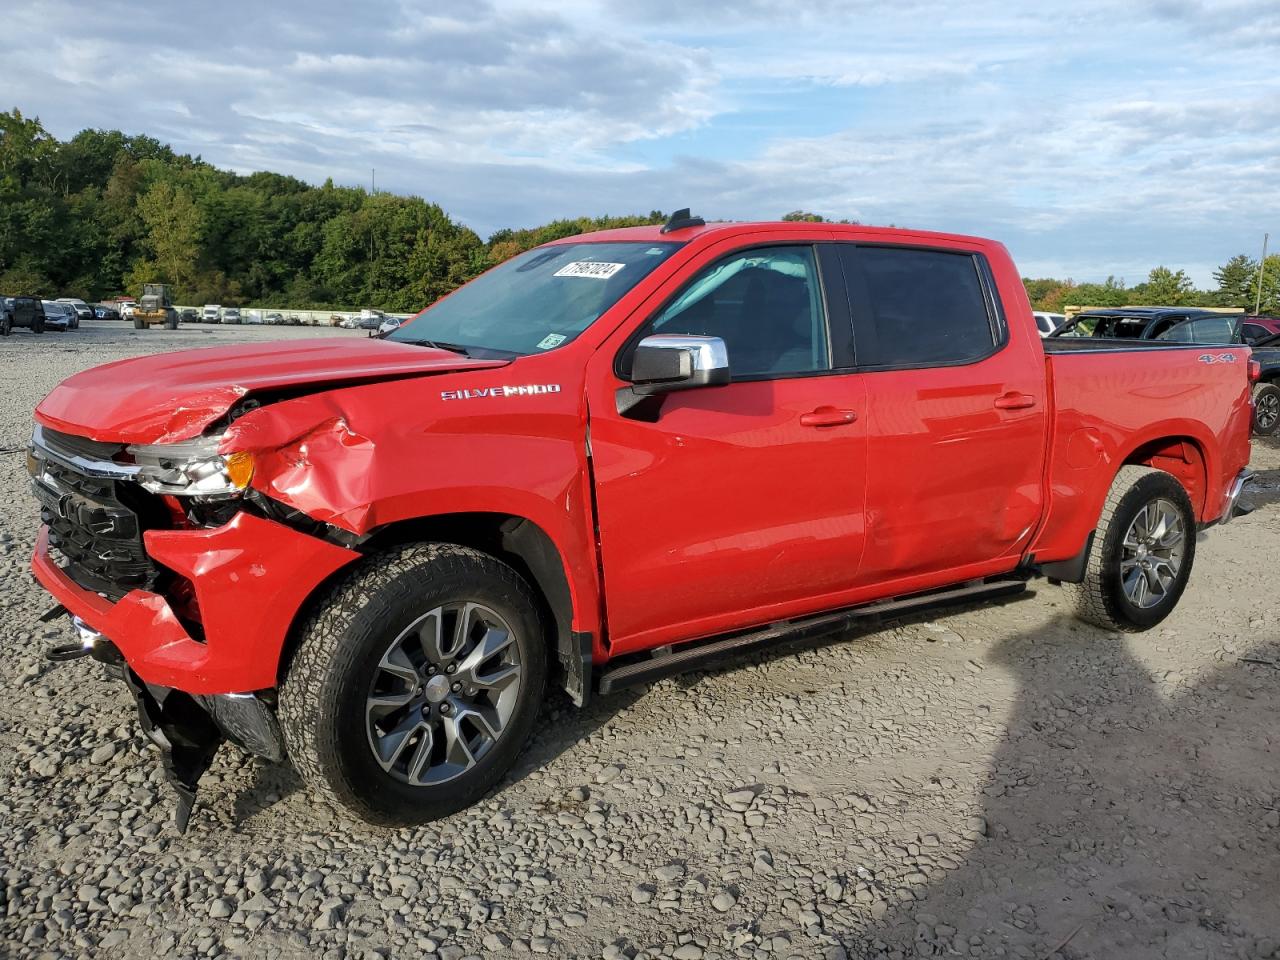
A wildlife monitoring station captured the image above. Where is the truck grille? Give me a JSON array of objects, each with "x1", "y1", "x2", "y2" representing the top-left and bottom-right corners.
[{"x1": 29, "y1": 428, "x2": 162, "y2": 600}]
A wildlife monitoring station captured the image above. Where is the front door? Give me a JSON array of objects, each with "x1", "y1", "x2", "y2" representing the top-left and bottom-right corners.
[{"x1": 586, "y1": 240, "x2": 869, "y2": 655}]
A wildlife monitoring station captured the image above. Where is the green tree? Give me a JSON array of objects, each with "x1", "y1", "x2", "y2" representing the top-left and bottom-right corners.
[
  {"x1": 1249, "y1": 254, "x2": 1280, "y2": 315},
  {"x1": 1213, "y1": 254, "x2": 1258, "y2": 308},
  {"x1": 782, "y1": 210, "x2": 825, "y2": 222},
  {"x1": 1135, "y1": 266, "x2": 1195, "y2": 306},
  {"x1": 133, "y1": 179, "x2": 204, "y2": 295}
]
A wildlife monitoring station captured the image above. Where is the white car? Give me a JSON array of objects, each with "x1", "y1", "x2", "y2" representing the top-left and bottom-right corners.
[
  {"x1": 120, "y1": 303, "x2": 137, "y2": 319},
  {"x1": 377, "y1": 317, "x2": 402, "y2": 336},
  {"x1": 1032, "y1": 311, "x2": 1065, "y2": 336},
  {"x1": 202, "y1": 304, "x2": 222, "y2": 323}
]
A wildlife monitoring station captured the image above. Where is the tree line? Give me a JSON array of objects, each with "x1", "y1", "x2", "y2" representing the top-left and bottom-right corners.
[
  {"x1": 2, "y1": 109, "x2": 1276, "y2": 315},
  {"x1": 1024, "y1": 257, "x2": 1279, "y2": 315},
  {"x1": 0, "y1": 109, "x2": 664, "y2": 311}
]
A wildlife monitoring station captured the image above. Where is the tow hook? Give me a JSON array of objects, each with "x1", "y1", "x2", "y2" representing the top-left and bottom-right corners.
[{"x1": 44, "y1": 616, "x2": 107, "y2": 662}]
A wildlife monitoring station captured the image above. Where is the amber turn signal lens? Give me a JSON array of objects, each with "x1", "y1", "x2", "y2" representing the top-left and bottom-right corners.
[{"x1": 224, "y1": 451, "x2": 254, "y2": 489}]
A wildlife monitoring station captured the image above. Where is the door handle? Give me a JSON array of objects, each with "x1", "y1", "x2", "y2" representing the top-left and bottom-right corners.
[
  {"x1": 800, "y1": 406, "x2": 858, "y2": 427},
  {"x1": 994, "y1": 392, "x2": 1036, "y2": 410}
]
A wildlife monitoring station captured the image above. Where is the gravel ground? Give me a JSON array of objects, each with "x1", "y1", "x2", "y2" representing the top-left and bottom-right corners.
[{"x1": 2, "y1": 321, "x2": 1278, "y2": 960}]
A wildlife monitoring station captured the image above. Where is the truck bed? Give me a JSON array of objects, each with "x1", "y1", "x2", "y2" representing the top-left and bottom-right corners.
[
  {"x1": 1031, "y1": 339, "x2": 1253, "y2": 565},
  {"x1": 1041, "y1": 337, "x2": 1233, "y2": 353}
]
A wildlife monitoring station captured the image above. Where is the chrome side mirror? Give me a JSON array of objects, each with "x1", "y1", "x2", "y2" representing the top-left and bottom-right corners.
[{"x1": 630, "y1": 334, "x2": 731, "y2": 396}]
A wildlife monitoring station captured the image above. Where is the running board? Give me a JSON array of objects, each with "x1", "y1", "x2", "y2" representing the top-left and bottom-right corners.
[{"x1": 596, "y1": 578, "x2": 1028, "y2": 695}]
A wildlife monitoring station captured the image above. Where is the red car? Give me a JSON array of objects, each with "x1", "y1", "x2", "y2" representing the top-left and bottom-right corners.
[
  {"x1": 28, "y1": 214, "x2": 1255, "y2": 828},
  {"x1": 1241, "y1": 315, "x2": 1280, "y2": 343}
]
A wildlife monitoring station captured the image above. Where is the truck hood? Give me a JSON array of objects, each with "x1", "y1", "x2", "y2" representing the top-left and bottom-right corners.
[{"x1": 34, "y1": 337, "x2": 509, "y2": 443}]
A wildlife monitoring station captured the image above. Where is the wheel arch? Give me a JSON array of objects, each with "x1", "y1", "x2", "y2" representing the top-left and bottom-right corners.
[
  {"x1": 1120, "y1": 434, "x2": 1209, "y2": 518},
  {"x1": 280, "y1": 511, "x2": 591, "y2": 706}
]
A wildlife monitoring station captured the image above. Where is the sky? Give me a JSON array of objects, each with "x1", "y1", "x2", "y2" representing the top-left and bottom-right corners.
[{"x1": 5, "y1": 0, "x2": 1278, "y2": 286}]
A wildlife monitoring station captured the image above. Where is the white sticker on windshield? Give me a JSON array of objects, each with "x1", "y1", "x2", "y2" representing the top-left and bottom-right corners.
[
  {"x1": 536, "y1": 333, "x2": 567, "y2": 350},
  {"x1": 554, "y1": 261, "x2": 625, "y2": 280}
]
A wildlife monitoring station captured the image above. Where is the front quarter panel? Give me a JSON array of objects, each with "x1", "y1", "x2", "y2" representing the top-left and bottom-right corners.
[{"x1": 221, "y1": 356, "x2": 602, "y2": 634}]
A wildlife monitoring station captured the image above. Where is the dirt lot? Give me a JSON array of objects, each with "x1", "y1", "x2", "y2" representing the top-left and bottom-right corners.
[{"x1": 1, "y1": 321, "x2": 1277, "y2": 960}]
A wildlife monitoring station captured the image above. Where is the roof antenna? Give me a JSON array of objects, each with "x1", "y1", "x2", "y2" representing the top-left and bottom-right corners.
[{"x1": 661, "y1": 208, "x2": 705, "y2": 234}]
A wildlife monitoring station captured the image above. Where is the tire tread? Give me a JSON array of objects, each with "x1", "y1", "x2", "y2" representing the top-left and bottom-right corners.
[{"x1": 279, "y1": 542, "x2": 543, "y2": 825}]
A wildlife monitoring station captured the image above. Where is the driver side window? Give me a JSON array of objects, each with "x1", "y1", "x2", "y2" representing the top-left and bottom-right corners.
[{"x1": 638, "y1": 246, "x2": 829, "y2": 379}]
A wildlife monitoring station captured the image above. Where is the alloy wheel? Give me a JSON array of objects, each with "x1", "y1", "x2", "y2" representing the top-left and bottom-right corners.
[
  {"x1": 365, "y1": 602, "x2": 522, "y2": 785},
  {"x1": 1257, "y1": 392, "x2": 1279, "y2": 432},
  {"x1": 1119, "y1": 498, "x2": 1185, "y2": 609}
]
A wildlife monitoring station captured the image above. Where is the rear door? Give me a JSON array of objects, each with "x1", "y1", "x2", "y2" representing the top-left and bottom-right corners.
[
  {"x1": 835, "y1": 243, "x2": 1048, "y2": 586},
  {"x1": 586, "y1": 236, "x2": 870, "y2": 655}
]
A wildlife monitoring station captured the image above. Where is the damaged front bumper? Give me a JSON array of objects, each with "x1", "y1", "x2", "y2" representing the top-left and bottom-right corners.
[
  {"x1": 45, "y1": 621, "x2": 285, "y2": 831},
  {"x1": 32, "y1": 510, "x2": 359, "y2": 693},
  {"x1": 32, "y1": 510, "x2": 360, "y2": 830}
]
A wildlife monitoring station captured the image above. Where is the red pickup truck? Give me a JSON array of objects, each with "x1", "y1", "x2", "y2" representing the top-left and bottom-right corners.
[{"x1": 29, "y1": 215, "x2": 1254, "y2": 829}]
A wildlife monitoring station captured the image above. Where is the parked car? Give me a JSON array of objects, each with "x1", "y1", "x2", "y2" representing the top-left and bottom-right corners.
[
  {"x1": 357, "y1": 310, "x2": 386, "y2": 330},
  {"x1": 1240, "y1": 315, "x2": 1280, "y2": 344},
  {"x1": 285, "y1": 314, "x2": 303, "y2": 326},
  {"x1": 1231, "y1": 329, "x2": 1280, "y2": 436},
  {"x1": 180, "y1": 308, "x2": 200, "y2": 324},
  {"x1": 376, "y1": 317, "x2": 402, "y2": 336},
  {"x1": 41, "y1": 301, "x2": 78, "y2": 331},
  {"x1": 221, "y1": 307, "x2": 242, "y2": 324},
  {"x1": 1031, "y1": 311, "x2": 1065, "y2": 336},
  {"x1": 27, "y1": 217, "x2": 1254, "y2": 830},
  {"x1": 94, "y1": 305, "x2": 121, "y2": 322},
  {"x1": 202, "y1": 304, "x2": 222, "y2": 324},
  {"x1": 337, "y1": 316, "x2": 359, "y2": 329},
  {"x1": 1051, "y1": 306, "x2": 1224, "y2": 340},
  {"x1": 265, "y1": 313, "x2": 285, "y2": 325},
  {"x1": 1, "y1": 296, "x2": 46, "y2": 335},
  {"x1": 120, "y1": 303, "x2": 137, "y2": 319},
  {"x1": 55, "y1": 298, "x2": 92, "y2": 326}
]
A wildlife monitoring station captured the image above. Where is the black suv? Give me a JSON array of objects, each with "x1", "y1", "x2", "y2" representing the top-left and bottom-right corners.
[
  {"x1": 1, "y1": 296, "x2": 47, "y2": 336},
  {"x1": 1049, "y1": 306, "x2": 1232, "y2": 341}
]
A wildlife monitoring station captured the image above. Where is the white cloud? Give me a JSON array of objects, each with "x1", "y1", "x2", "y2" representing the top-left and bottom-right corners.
[{"x1": 4, "y1": 0, "x2": 1278, "y2": 283}]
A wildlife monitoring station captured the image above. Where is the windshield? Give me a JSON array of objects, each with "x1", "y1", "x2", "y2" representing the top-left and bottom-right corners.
[{"x1": 389, "y1": 241, "x2": 682, "y2": 355}]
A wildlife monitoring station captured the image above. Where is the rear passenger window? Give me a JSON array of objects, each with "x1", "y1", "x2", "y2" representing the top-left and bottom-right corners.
[{"x1": 848, "y1": 247, "x2": 997, "y2": 367}]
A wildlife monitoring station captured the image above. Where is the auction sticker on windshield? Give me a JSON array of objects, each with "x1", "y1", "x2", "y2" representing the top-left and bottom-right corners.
[{"x1": 554, "y1": 261, "x2": 625, "y2": 279}]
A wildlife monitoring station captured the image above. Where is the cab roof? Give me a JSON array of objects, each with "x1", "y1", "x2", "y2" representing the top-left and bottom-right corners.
[{"x1": 546, "y1": 220, "x2": 997, "y2": 249}]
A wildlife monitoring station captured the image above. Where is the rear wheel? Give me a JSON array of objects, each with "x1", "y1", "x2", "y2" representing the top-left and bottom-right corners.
[
  {"x1": 1252, "y1": 382, "x2": 1280, "y2": 437},
  {"x1": 279, "y1": 543, "x2": 547, "y2": 825},
  {"x1": 133, "y1": 317, "x2": 145, "y2": 330},
  {"x1": 0, "y1": 315, "x2": 10, "y2": 336},
  {"x1": 32, "y1": 316, "x2": 44, "y2": 334},
  {"x1": 1067, "y1": 466, "x2": 1195, "y2": 632}
]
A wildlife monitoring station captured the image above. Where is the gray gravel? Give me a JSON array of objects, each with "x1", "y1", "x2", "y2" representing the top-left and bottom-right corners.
[{"x1": 2, "y1": 321, "x2": 1279, "y2": 959}]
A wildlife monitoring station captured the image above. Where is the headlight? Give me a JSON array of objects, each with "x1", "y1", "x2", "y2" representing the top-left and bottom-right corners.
[{"x1": 126, "y1": 437, "x2": 254, "y2": 497}]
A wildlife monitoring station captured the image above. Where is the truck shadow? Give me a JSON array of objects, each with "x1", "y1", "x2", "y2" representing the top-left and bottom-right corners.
[{"x1": 845, "y1": 616, "x2": 1280, "y2": 959}]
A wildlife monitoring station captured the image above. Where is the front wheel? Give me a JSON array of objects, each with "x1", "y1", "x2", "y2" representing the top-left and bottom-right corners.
[
  {"x1": 0, "y1": 315, "x2": 10, "y2": 336},
  {"x1": 1067, "y1": 465, "x2": 1195, "y2": 632},
  {"x1": 279, "y1": 543, "x2": 547, "y2": 825},
  {"x1": 1252, "y1": 382, "x2": 1280, "y2": 437}
]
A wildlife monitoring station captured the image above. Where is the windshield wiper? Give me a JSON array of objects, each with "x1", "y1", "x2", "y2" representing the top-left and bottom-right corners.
[{"x1": 406, "y1": 339, "x2": 472, "y2": 356}]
